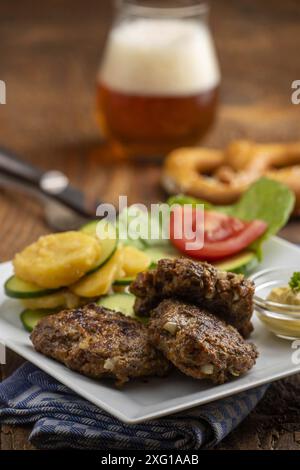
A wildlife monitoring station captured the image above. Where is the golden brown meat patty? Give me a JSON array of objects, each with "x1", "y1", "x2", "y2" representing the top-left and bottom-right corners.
[
  {"x1": 148, "y1": 299, "x2": 258, "y2": 384},
  {"x1": 130, "y1": 257, "x2": 255, "y2": 337},
  {"x1": 31, "y1": 303, "x2": 169, "y2": 386}
]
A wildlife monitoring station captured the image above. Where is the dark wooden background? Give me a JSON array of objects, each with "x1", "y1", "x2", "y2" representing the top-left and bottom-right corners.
[{"x1": 1, "y1": 0, "x2": 300, "y2": 450}]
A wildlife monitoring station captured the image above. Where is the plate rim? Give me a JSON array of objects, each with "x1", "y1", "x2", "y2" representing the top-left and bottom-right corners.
[
  {"x1": 1, "y1": 235, "x2": 300, "y2": 423},
  {"x1": 4, "y1": 336, "x2": 300, "y2": 424}
]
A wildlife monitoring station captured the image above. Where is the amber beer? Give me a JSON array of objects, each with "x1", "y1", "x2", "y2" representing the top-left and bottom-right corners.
[{"x1": 97, "y1": 18, "x2": 220, "y2": 157}]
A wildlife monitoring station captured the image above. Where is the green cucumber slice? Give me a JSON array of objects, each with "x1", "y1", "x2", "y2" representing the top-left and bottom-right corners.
[
  {"x1": 97, "y1": 293, "x2": 148, "y2": 323},
  {"x1": 97, "y1": 293, "x2": 136, "y2": 318},
  {"x1": 80, "y1": 220, "x2": 99, "y2": 237},
  {"x1": 143, "y1": 245, "x2": 179, "y2": 265},
  {"x1": 117, "y1": 207, "x2": 148, "y2": 250},
  {"x1": 113, "y1": 277, "x2": 134, "y2": 286},
  {"x1": 122, "y1": 238, "x2": 147, "y2": 250},
  {"x1": 5, "y1": 276, "x2": 59, "y2": 299},
  {"x1": 213, "y1": 251, "x2": 258, "y2": 275},
  {"x1": 80, "y1": 219, "x2": 118, "y2": 272},
  {"x1": 20, "y1": 308, "x2": 58, "y2": 332}
]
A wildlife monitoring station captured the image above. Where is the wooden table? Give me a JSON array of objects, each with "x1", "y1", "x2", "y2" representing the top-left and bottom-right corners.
[{"x1": 1, "y1": 0, "x2": 300, "y2": 450}]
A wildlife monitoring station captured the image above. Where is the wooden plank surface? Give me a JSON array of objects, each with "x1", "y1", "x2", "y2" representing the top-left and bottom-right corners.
[{"x1": 0, "y1": 0, "x2": 300, "y2": 450}]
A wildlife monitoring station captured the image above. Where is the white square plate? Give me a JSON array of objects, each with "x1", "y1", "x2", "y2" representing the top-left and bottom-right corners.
[{"x1": 0, "y1": 236, "x2": 299, "y2": 423}]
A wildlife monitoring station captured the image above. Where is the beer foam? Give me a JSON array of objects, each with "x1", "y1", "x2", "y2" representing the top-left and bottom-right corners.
[{"x1": 99, "y1": 19, "x2": 220, "y2": 95}]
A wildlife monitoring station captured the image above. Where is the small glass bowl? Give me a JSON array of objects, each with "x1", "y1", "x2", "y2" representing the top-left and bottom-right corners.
[{"x1": 250, "y1": 267, "x2": 300, "y2": 340}]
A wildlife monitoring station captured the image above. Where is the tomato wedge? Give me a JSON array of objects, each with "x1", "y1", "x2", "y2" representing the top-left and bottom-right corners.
[{"x1": 170, "y1": 207, "x2": 267, "y2": 261}]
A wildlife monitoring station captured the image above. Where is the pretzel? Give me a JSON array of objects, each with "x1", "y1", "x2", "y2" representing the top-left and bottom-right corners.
[
  {"x1": 162, "y1": 140, "x2": 300, "y2": 210},
  {"x1": 162, "y1": 146, "x2": 255, "y2": 205}
]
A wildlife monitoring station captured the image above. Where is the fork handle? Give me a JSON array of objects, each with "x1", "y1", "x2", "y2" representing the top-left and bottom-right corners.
[{"x1": 0, "y1": 147, "x2": 92, "y2": 218}]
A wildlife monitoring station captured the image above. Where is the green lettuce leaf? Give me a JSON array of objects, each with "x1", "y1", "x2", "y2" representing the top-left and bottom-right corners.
[{"x1": 223, "y1": 178, "x2": 295, "y2": 256}]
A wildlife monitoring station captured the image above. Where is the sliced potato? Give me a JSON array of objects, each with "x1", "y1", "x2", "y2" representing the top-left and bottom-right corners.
[
  {"x1": 20, "y1": 290, "x2": 81, "y2": 309},
  {"x1": 121, "y1": 246, "x2": 151, "y2": 276},
  {"x1": 13, "y1": 231, "x2": 102, "y2": 288},
  {"x1": 70, "y1": 248, "x2": 123, "y2": 297}
]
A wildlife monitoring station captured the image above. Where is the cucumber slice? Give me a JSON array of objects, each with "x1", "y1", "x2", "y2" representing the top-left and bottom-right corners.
[
  {"x1": 97, "y1": 293, "x2": 136, "y2": 318},
  {"x1": 20, "y1": 308, "x2": 58, "y2": 332},
  {"x1": 113, "y1": 277, "x2": 134, "y2": 286},
  {"x1": 213, "y1": 251, "x2": 258, "y2": 275},
  {"x1": 80, "y1": 220, "x2": 98, "y2": 237},
  {"x1": 143, "y1": 245, "x2": 179, "y2": 265},
  {"x1": 20, "y1": 289, "x2": 80, "y2": 310},
  {"x1": 80, "y1": 219, "x2": 118, "y2": 272},
  {"x1": 117, "y1": 207, "x2": 148, "y2": 250},
  {"x1": 122, "y1": 238, "x2": 147, "y2": 250},
  {"x1": 4, "y1": 276, "x2": 59, "y2": 299}
]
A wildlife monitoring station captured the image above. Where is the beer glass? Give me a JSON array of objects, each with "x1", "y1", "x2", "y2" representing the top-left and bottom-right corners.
[{"x1": 97, "y1": 1, "x2": 220, "y2": 158}]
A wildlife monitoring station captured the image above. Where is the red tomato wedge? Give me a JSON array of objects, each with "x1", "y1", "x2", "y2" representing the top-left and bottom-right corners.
[{"x1": 170, "y1": 207, "x2": 267, "y2": 261}]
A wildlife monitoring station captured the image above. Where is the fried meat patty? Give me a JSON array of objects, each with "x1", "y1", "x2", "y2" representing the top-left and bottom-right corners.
[
  {"x1": 31, "y1": 303, "x2": 169, "y2": 386},
  {"x1": 148, "y1": 299, "x2": 258, "y2": 384},
  {"x1": 130, "y1": 258, "x2": 255, "y2": 337}
]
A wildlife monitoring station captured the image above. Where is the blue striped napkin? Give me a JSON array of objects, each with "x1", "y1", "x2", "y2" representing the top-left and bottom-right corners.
[{"x1": 0, "y1": 362, "x2": 268, "y2": 450}]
